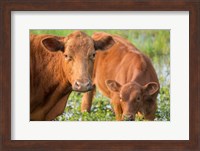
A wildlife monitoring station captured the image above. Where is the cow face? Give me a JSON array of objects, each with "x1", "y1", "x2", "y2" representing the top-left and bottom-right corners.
[
  {"x1": 106, "y1": 80, "x2": 159, "y2": 121},
  {"x1": 42, "y1": 31, "x2": 115, "y2": 92}
]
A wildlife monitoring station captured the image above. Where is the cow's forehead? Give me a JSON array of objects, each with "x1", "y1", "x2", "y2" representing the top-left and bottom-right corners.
[
  {"x1": 66, "y1": 31, "x2": 92, "y2": 43},
  {"x1": 64, "y1": 32, "x2": 94, "y2": 54},
  {"x1": 121, "y1": 82, "x2": 142, "y2": 95},
  {"x1": 124, "y1": 82, "x2": 141, "y2": 89},
  {"x1": 67, "y1": 36, "x2": 93, "y2": 46}
]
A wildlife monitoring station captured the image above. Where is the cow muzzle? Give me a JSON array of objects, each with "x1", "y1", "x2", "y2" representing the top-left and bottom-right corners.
[
  {"x1": 73, "y1": 79, "x2": 93, "y2": 92},
  {"x1": 122, "y1": 114, "x2": 135, "y2": 121}
]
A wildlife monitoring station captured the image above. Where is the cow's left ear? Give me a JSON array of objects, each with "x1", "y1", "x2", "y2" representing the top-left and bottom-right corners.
[
  {"x1": 143, "y1": 82, "x2": 159, "y2": 96},
  {"x1": 42, "y1": 37, "x2": 64, "y2": 52},
  {"x1": 92, "y1": 32, "x2": 115, "y2": 51}
]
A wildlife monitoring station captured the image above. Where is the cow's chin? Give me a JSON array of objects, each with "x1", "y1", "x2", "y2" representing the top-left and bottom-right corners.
[{"x1": 72, "y1": 86, "x2": 94, "y2": 93}]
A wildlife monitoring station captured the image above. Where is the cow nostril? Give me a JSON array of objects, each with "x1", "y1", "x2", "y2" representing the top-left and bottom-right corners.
[
  {"x1": 86, "y1": 81, "x2": 91, "y2": 87},
  {"x1": 74, "y1": 81, "x2": 81, "y2": 89},
  {"x1": 76, "y1": 81, "x2": 80, "y2": 85},
  {"x1": 86, "y1": 81, "x2": 93, "y2": 90}
]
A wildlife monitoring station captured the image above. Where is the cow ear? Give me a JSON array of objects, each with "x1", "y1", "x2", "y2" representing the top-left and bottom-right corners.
[
  {"x1": 92, "y1": 32, "x2": 115, "y2": 51},
  {"x1": 105, "y1": 80, "x2": 121, "y2": 92},
  {"x1": 42, "y1": 37, "x2": 64, "y2": 52},
  {"x1": 143, "y1": 82, "x2": 159, "y2": 96}
]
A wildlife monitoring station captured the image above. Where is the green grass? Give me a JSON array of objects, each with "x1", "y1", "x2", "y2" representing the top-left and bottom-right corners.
[
  {"x1": 55, "y1": 91, "x2": 115, "y2": 121},
  {"x1": 31, "y1": 29, "x2": 170, "y2": 121}
]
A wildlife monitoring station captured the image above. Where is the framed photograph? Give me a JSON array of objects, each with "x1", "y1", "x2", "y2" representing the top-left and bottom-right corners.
[{"x1": 1, "y1": 0, "x2": 199, "y2": 151}]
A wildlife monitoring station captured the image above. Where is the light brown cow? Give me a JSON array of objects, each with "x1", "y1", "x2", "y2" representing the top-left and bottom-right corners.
[
  {"x1": 30, "y1": 31, "x2": 115, "y2": 121},
  {"x1": 81, "y1": 32, "x2": 159, "y2": 121}
]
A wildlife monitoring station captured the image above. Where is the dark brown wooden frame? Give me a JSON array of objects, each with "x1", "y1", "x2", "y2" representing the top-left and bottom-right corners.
[{"x1": 0, "y1": 0, "x2": 199, "y2": 151}]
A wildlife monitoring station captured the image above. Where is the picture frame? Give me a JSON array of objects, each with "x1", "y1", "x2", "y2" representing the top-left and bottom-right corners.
[{"x1": 0, "y1": 0, "x2": 199, "y2": 151}]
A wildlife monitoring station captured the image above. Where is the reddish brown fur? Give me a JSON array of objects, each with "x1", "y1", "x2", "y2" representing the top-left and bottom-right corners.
[
  {"x1": 81, "y1": 32, "x2": 159, "y2": 121},
  {"x1": 30, "y1": 31, "x2": 114, "y2": 121}
]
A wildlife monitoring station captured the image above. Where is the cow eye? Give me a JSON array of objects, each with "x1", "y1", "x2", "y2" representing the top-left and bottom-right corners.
[
  {"x1": 136, "y1": 96, "x2": 141, "y2": 102},
  {"x1": 90, "y1": 53, "x2": 96, "y2": 60},
  {"x1": 65, "y1": 55, "x2": 73, "y2": 61}
]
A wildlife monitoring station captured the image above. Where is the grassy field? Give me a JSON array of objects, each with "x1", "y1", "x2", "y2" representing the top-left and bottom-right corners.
[{"x1": 31, "y1": 29, "x2": 170, "y2": 121}]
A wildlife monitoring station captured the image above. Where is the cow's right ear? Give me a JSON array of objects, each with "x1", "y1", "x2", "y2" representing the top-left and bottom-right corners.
[
  {"x1": 42, "y1": 37, "x2": 64, "y2": 52},
  {"x1": 105, "y1": 80, "x2": 121, "y2": 93},
  {"x1": 92, "y1": 32, "x2": 115, "y2": 51}
]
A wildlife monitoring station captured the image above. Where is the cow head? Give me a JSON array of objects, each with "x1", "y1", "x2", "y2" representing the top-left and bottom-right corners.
[
  {"x1": 106, "y1": 80, "x2": 159, "y2": 121},
  {"x1": 41, "y1": 31, "x2": 115, "y2": 92}
]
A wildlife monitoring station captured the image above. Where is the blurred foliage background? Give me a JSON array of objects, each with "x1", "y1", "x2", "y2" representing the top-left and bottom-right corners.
[{"x1": 30, "y1": 30, "x2": 170, "y2": 121}]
